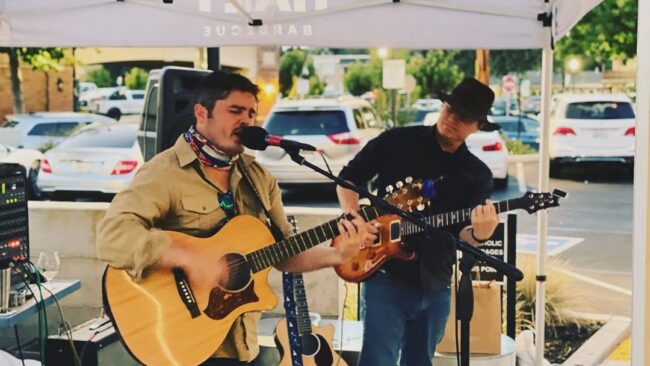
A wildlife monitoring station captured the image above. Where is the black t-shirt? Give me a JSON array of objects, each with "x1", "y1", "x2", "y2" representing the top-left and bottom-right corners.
[{"x1": 339, "y1": 125, "x2": 493, "y2": 292}]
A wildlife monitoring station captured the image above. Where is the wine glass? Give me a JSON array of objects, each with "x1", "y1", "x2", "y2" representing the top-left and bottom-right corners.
[{"x1": 37, "y1": 251, "x2": 61, "y2": 281}]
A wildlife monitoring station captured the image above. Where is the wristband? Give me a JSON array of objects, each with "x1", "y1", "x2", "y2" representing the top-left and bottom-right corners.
[{"x1": 470, "y1": 228, "x2": 489, "y2": 243}]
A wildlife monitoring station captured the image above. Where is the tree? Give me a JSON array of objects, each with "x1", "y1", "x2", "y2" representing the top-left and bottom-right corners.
[
  {"x1": 344, "y1": 62, "x2": 374, "y2": 96},
  {"x1": 278, "y1": 49, "x2": 317, "y2": 97},
  {"x1": 490, "y1": 50, "x2": 542, "y2": 77},
  {"x1": 125, "y1": 67, "x2": 149, "y2": 90},
  {"x1": 555, "y1": 0, "x2": 637, "y2": 69},
  {"x1": 408, "y1": 50, "x2": 464, "y2": 97},
  {"x1": 0, "y1": 48, "x2": 67, "y2": 114},
  {"x1": 86, "y1": 66, "x2": 112, "y2": 88}
]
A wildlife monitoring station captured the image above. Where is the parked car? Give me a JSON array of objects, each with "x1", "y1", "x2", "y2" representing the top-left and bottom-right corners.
[
  {"x1": 413, "y1": 98, "x2": 442, "y2": 111},
  {"x1": 490, "y1": 115, "x2": 540, "y2": 150},
  {"x1": 90, "y1": 89, "x2": 145, "y2": 120},
  {"x1": 0, "y1": 144, "x2": 44, "y2": 198},
  {"x1": 522, "y1": 96, "x2": 542, "y2": 114},
  {"x1": 490, "y1": 97, "x2": 520, "y2": 116},
  {"x1": 465, "y1": 129, "x2": 510, "y2": 189},
  {"x1": 256, "y1": 97, "x2": 384, "y2": 186},
  {"x1": 79, "y1": 86, "x2": 120, "y2": 108},
  {"x1": 0, "y1": 112, "x2": 116, "y2": 150},
  {"x1": 36, "y1": 122, "x2": 143, "y2": 199},
  {"x1": 78, "y1": 81, "x2": 97, "y2": 94},
  {"x1": 549, "y1": 94, "x2": 635, "y2": 172}
]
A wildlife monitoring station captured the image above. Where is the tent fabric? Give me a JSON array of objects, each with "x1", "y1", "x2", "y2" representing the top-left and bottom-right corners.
[{"x1": 0, "y1": 0, "x2": 601, "y2": 49}]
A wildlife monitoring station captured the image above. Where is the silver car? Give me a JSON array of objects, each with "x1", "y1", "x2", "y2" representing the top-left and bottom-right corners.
[
  {"x1": 36, "y1": 122, "x2": 143, "y2": 199},
  {"x1": 256, "y1": 97, "x2": 384, "y2": 186}
]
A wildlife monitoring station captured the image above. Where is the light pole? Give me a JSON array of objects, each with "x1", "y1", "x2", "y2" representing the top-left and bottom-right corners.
[{"x1": 565, "y1": 56, "x2": 582, "y2": 91}]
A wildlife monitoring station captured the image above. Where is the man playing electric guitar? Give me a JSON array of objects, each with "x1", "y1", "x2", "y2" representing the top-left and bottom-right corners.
[
  {"x1": 336, "y1": 78, "x2": 500, "y2": 366},
  {"x1": 96, "y1": 71, "x2": 375, "y2": 366}
]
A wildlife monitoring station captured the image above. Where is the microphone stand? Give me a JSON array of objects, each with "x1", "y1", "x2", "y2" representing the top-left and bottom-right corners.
[{"x1": 285, "y1": 148, "x2": 524, "y2": 365}]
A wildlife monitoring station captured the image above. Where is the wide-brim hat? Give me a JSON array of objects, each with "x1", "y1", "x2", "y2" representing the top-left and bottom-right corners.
[{"x1": 438, "y1": 78, "x2": 499, "y2": 132}]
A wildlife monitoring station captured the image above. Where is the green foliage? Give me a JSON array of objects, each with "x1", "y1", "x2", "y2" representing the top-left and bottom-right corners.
[
  {"x1": 124, "y1": 67, "x2": 149, "y2": 90},
  {"x1": 408, "y1": 50, "x2": 464, "y2": 97},
  {"x1": 309, "y1": 75, "x2": 326, "y2": 96},
  {"x1": 516, "y1": 255, "x2": 592, "y2": 330},
  {"x1": 344, "y1": 62, "x2": 374, "y2": 96},
  {"x1": 555, "y1": 0, "x2": 637, "y2": 68},
  {"x1": 278, "y1": 49, "x2": 317, "y2": 97},
  {"x1": 504, "y1": 137, "x2": 538, "y2": 154},
  {"x1": 86, "y1": 66, "x2": 112, "y2": 87},
  {"x1": 490, "y1": 50, "x2": 542, "y2": 77}
]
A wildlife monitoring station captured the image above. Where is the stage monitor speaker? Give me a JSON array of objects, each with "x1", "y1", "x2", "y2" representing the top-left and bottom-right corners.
[
  {"x1": 45, "y1": 317, "x2": 139, "y2": 366},
  {"x1": 157, "y1": 67, "x2": 211, "y2": 153}
]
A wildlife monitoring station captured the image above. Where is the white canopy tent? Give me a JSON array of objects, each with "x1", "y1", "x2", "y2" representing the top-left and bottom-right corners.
[{"x1": 4, "y1": 1, "x2": 646, "y2": 364}]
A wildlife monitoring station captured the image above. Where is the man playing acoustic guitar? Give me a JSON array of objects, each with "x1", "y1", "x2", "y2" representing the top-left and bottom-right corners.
[
  {"x1": 97, "y1": 71, "x2": 375, "y2": 366},
  {"x1": 337, "y1": 78, "x2": 500, "y2": 366}
]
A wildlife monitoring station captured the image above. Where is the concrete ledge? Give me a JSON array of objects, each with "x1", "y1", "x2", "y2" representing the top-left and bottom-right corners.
[
  {"x1": 561, "y1": 316, "x2": 631, "y2": 366},
  {"x1": 508, "y1": 153, "x2": 539, "y2": 163}
]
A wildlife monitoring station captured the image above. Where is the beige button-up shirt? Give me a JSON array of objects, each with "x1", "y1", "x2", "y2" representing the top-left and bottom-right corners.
[{"x1": 96, "y1": 136, "x2": 292, "y2": 361}]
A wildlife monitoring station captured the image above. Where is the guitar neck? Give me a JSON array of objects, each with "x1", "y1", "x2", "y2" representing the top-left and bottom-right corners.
[
  {"x1": 401, "y1": 198, "x2": 518, "y2": 236},
  {"x1": 292, "y1": 273, "x2": 313, "y2": 336},
  {"x1": 246, "y1": 205, "x2": 381, "y2": 273}
]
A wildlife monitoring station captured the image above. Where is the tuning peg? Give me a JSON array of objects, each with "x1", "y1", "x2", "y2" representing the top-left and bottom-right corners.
[
  {"x1": 417, "y1": 197, "x2": 423, "y2": 202},
  {"x1": 417, "y1": 204, "x2": 425, "y2": 211},
  {"x1": 397, "y1": 204, "x2": 403, "y2": 209},
  {"x1": 396, "y1": 181, "x2": 403, "y2": 188},
  {"x1": 392, "y1": 192, "x2": 398, "y2": 198},
  {"x1": 405, "y1": 176, "x2": 413, "y2": 184},
  {"x1": 386, "y1": 185, "x2": 394, "y2": 193},
  {"x1": 401, "y1": 188, "x2": 408, "y2": 194},
  {"x1": 407, "y1": 199, "x2": 413, "y2": 206}
]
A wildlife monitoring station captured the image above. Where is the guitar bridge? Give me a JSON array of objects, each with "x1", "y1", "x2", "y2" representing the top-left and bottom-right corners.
[{"x1": 172, "y1": 267, "x2": 200, "y2": 318}]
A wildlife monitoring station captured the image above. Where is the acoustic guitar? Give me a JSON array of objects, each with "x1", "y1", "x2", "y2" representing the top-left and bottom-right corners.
[
  {"x1": 274, "y1": 217, "x2": 349, "y2": 366},
  {"x1": 332, "y1": 177, "x2": 566, "y2": 283},
  {"x1": 102, "y1": 206, "x2": 381, "y2": 366}
]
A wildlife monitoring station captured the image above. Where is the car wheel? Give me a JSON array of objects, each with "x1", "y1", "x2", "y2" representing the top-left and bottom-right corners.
[
  {"x1": 107, "y1": 108, "x2": 122, "y2": 120},
  {"x1": 27, "y1": 161, "x2": 43, "y2": 200},
  {"x1": 494, "y1": 175, "x2": 509, "y2": 190}
]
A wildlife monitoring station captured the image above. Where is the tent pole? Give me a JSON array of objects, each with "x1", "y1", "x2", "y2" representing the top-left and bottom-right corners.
[
  {"x1": 535, "y1": 2, "x2": 554, "y2": 364},
  {"x1": 632, "y1": 0, "x2": 650, "y2": 363}
]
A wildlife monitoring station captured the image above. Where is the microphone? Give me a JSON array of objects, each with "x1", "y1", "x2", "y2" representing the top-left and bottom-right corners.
[{"x1": 238, "y1": 126, "x2": 317, "y2": 152}]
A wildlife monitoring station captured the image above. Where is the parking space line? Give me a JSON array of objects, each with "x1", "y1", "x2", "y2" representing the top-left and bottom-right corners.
[{"x1": 553, "y1": 267, "x2": 632, "y2": 296}]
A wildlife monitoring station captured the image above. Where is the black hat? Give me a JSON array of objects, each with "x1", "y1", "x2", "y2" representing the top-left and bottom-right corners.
[{"x1": 438, "y1": 78, "x2": 499, "y2": 131}]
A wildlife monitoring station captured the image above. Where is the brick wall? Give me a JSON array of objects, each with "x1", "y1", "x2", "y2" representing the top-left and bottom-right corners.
[{"x1": 0, "y1": 54, "x2": 74, "y2": 123}]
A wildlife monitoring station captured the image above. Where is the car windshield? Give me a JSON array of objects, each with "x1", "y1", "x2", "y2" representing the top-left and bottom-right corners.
[
  {"x1": 265, "y1": 110, "x2": 349, "y2": 136},
  {"x1": 565, "y1": 101, "x2": 635, "y2": 119},
  {"x1": 60, "y1": 126, "x2": 137, "y2": 148}
]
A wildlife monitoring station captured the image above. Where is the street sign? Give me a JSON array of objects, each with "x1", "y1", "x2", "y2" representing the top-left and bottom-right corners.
[
  {"x1": 502, "y1": 74, "x2": 517, "y2": 94},
  {"x1": 383, "y1": 59, "x2": 406, "y2": 89}
]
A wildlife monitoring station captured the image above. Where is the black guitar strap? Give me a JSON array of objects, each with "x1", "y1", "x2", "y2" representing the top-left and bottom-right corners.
[{"x1": 237, "y1": 160, "x2": 286, "y2": 242}]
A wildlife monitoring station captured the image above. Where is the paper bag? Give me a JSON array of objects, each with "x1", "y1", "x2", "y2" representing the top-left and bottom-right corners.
[{"x1": 437, "y1": 281, "x2": 502, "y2": 355}]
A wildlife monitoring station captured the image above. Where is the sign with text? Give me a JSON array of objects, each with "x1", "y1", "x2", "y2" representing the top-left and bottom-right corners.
[
  {"x1": 471, "y1": 222, "x2": 506, "y2": 283},
  {"x1": 382, "y1": 59, "x2": 406, "y2": 89}
]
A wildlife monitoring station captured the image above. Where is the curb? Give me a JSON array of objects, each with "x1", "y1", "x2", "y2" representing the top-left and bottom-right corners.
[{"x1": 561, "y1": 316, "x2": 631, "y2": 366}]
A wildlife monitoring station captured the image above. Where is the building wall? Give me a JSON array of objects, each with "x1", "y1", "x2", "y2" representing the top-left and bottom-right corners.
[{"x1": 0, "y1": 54, "x2": 74, "y2": 123}]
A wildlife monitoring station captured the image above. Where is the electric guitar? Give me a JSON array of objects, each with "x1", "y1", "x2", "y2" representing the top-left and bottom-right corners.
[
  {"x1": 274, "y1": 217, "x2": 349, "y2": 366},
  {"x1": 331, "y1": 177, "x2": 566, "y2": 283},
  {"x1": 102, "y1": 208, "x2": 382, "y2": 366}
]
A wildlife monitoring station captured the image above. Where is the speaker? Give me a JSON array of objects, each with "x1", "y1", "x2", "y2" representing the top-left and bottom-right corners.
[
  {"x1": 45, "y1": 317, "x2": 139, "y2": 366},
  {"x1": 157, "y1": 67, "x2": 211, "y2": 153}
]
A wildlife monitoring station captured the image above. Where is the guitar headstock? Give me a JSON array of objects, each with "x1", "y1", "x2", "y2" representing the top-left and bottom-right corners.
[
  {"x1": 511, "y1": 190, "x2": 566, "y2": 214},
  {"x1": 383, "y1": 176, "x2": 431, "y2": 212}
]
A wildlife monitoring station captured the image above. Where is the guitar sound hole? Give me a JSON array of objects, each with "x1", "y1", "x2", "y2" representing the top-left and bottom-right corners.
[
  {"x1": 301, "y1": 334, "x2": 321, "y2": 356},
  {"x1": 219, "y1": 253, "x2": 252, "y2": 292}
]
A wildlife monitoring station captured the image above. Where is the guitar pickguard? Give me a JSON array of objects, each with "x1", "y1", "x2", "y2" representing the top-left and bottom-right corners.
[{"x1": 204, "y1": 280, "x2": 259, "y2": 320}]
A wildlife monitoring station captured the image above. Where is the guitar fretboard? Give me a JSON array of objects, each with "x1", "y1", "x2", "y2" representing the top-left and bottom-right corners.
[
  {"x1": 399, "y1": 199, "x2": 517, "y2": 236},
  {"x1": 292, "y1": 275, "x2": 313, "y2": 335},
  {"x1": 246, "y1": 205, "x2": 381, "y2": 273}
]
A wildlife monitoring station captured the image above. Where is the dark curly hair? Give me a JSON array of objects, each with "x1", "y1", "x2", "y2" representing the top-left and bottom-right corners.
[{"x1": 196, "y1": 71, "x2": 259, "y2": 117}]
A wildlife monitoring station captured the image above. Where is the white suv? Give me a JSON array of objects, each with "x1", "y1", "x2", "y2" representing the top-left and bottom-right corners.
[
  {"x1": 549, "y1": 94, "x2": 635, "y2": 171},
  {"x1": 256, "y1": 97, "x2": 384, "y2": 186}
]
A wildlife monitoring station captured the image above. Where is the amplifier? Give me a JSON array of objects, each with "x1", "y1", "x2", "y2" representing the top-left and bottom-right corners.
[
  {"x1": 0, "y1": 163, "x2": 29, "y2": 265},
  {"x1": 45, "y1": 316, "x2": 139, "y2": 366}
]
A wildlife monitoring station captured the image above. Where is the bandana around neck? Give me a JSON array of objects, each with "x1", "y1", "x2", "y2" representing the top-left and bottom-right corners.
[{"x1": 183, "y1": 125, "x2": 239, "y2": 169}]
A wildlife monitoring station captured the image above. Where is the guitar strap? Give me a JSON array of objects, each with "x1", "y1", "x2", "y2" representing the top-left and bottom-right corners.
[
  {"x1": 282, "y1": 271, "x2": 304, "y2": 366},
  {"x1": 237, "y1": 160, "x2": 286, "y2": 242}
]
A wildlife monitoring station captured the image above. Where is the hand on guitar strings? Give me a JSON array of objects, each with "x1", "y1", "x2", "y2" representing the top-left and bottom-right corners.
[
  {"x1": 468, "y1": 199, "x2": 499, "y2": 244},
  {"x1": 335, "y1": 211, "x2": 377, "y2": 263}
]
